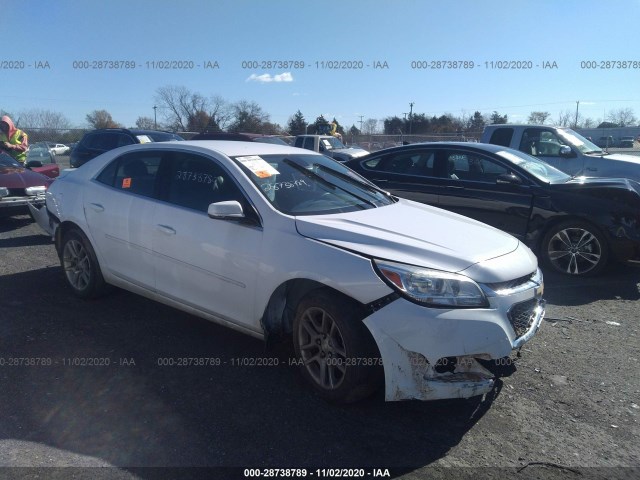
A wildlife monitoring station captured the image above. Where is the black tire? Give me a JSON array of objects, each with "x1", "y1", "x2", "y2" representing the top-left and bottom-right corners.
[
  {"x1": 59, "y1": 228, "x2": 108, "y2": 298},
  {"x1": 293, "y1": 290, "x2": 382, "y2": 403},
  {"x1": 540, "y1": 220, "x2": 609, "y2": 276}
]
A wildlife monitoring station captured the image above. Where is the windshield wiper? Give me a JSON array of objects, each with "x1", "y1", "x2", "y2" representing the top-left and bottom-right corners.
[{"x1": 283, "y1": 159, "x2": 377, "y2": 208}]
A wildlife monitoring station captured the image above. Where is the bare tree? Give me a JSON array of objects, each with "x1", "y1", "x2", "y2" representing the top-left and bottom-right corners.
[
  {"x1": 581, "y1": 117, "x2": 596, "y2": 128},
  {"x1": 155, "y1": 86, "x2": 230, "y2": 132},
  {"x1": 362, "y1": 118, "x2": 380, "y2": 135},
  {"x1": 228, "y1": 100, "x2": 271, "y2": 133},
  {"x1": 607, "y1": 108, "x2": 637, "y2": 127},
  {"x1": 555, "y1": 110, "x2": 573, "y2": 127},
  {"x1": 86, "y1": 110, "x2": 120, "y2": 129},
  {"x1": 136, "y1": 116, "x2": 156, "y2": 129},
  {"x1": 527, "y1": 111, "x2": 551, "y2": 125}
]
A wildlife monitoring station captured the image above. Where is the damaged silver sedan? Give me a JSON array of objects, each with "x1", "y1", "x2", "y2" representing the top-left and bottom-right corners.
[{"x1": 31, "y1": 141, "x2": 544, "y2": 402}]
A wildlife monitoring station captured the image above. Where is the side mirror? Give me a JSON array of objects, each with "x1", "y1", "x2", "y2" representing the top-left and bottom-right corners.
[
  {"x1": 207, "y1": 200, "x2": 245, "y2": 219},
  {"x1": 26, "y1": 160, "x2": 43, "y2": 168},
  {"x1": 559, "y1": 145, "x2": 575, "y2": 158},
  {"x1": 496, "y1": 173, "x2": 522, "y2": 185}
]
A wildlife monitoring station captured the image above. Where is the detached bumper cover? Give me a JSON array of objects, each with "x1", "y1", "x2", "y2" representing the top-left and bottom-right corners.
[{"x1": 363, "y1": 279, "x2": 545, "y2": 402}]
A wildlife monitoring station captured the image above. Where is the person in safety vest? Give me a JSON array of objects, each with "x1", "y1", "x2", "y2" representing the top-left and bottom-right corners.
[{"x1": 0, "y1": 115, "x2": 29, "y2": 164}]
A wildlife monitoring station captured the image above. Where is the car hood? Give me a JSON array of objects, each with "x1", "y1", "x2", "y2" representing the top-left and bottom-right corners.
[
  {"x1": 329, "y1": 147, "x2": 369, "y2": 158},
  {"x1": 587, "y1": 152, "x2": 640, "y2": 164},
  {"x1": 295, "y1": 199, "x2": 523, "y2": 276},
  {"x1": 0, "y1": 166, "x2": 50, "y2": 188}
]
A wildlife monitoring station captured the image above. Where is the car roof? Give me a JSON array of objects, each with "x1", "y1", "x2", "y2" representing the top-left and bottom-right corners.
[
  {"x1": 131, "y1": 140, "x2": 317, "y2": 158},
  {"x1": 361, "y1": 141, "x2": 513, "y2": 157}
]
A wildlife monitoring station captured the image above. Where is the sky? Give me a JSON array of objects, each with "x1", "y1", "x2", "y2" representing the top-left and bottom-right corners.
[{"x1": 2, "y1": 0, "x2": 640, "y2": 131}]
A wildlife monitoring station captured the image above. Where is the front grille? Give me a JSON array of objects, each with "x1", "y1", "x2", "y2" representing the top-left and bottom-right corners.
[
  {"x1": 486, "y1": 271, "x2": 535, "y2": 292},
  {"x1": 508, "y1": 298, "x2": 538, "y2": 338},
  {"x1": 7, "y1": 188, "x2": 26, "y2": 197}
]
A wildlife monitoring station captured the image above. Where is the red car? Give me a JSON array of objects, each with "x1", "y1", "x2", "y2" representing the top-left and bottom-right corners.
[
  {"x1": 25, "y1": 142, "x2": 60, "y2": 178},
  {"x1": 0, "y1": 152, "x2": 53, "y2": 217}
]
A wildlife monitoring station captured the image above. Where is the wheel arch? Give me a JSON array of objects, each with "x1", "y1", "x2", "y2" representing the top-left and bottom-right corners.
[
  {"x1": 260, "y1": 279, "x2": 369, "y2": 345},
  {"x1": 534, "y1": 214, "x2": 611, "y2": 255}
]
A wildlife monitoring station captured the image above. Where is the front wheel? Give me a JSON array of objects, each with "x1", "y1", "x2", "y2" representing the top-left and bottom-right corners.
[
  {"x1": 60, "y1": 229, "x2": 108, "y2": 298},
  {"x1": 293, "y1": 290, "x2": 382, "y2": 403},
  {"x1": 541, "y1": 220, "x2": 609, "y2": 276}
]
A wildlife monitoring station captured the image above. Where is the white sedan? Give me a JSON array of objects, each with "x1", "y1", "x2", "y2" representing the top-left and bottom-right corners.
[
  {"x1": 48, "y1": 143, "x2": 70, "y2": 155},
  {"x1": 31, "y1": 141, "x2": 545, "y2": 403}
]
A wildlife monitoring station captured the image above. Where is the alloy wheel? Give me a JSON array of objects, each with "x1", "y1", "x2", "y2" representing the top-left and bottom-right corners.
[
  {"x1": 297, "y1": 306, "x2": 347, "y2": 391},
  {"x1": 62, "y1": 239, "x2": 92, "y2": 291},
  {"x1": 547, "y1": 227, "x2": 602, "y2": 275}
]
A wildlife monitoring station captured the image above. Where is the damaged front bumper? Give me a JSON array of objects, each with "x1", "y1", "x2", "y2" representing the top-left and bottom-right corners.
[
  {"x1": 27, "y1": 202, "x2": 57, "y2": 236},
  {"x1": 363, "y1": 273, "x2": 545, "y2": 401}
]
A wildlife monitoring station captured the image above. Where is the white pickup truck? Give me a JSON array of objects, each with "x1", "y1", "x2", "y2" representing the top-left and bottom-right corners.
[
  {"x1": 481, "y1": 124, "x2": 640, "y2": 181},
  {"x1": 294, "y1": 135, "x2": 369, "y2": 162}
]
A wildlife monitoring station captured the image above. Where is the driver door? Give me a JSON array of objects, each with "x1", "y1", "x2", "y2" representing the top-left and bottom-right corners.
[{"x1": 518, "y1": 128, "x2": 584, "y2": 176}]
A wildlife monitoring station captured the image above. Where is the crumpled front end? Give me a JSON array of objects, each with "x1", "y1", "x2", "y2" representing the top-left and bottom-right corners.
[{"x1": 363, "y1": 269, "x2": 545, "y2": 401}]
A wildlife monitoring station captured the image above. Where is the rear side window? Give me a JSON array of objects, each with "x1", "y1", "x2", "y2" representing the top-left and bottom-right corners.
[
  {"x1": 366, "y1": 150, "x2": 435, "y2": 176},
  {"x1": 96, "y1": 151, "x2": 163, "y2": 198},
  {"x1": 489, "y1": 128, "x2": 514, "y2": 147}
]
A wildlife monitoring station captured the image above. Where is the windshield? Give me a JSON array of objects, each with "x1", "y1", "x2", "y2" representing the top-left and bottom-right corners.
[
  {"x1": 555, "y1": 128, "x2": 603, "y2": 154},
  {"x1": 322, "y1": 137, "x2": 347, "y2": 150},
  {"x1": 0, "y1": 152, "x2": 23, "y2": 168},
  {"x1": 233, "y1": 153, "x2": 394, "y2": 215},
  {"x1": 496, "y1": 150, "x2": 571, "y2": 183}
]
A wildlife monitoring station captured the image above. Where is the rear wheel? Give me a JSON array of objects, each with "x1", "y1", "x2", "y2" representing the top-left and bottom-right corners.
[
  {"x1": 60, "y1": 228, "x2": 108, "y2": 298},
  {"x1": 293, "y1": 290, "x2": 382, "y2": 403},
  {"x1": 541, "y1": 220, "x2": 608, "y2": 276}
]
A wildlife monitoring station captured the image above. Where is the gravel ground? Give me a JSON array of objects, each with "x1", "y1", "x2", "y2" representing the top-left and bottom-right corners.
[{"x1": 0, "y1": 157, "x2": 639, "y2": 479}]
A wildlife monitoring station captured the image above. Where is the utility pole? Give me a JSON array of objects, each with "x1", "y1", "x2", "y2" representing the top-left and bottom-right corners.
[
  {"x1": 574, "y1": 101, "x2": 579, "y2": 128},
  {"x1": 153, "y1": 105, "x2": 157, "y2": 130},
  {"x1": 409, "y1": 102, "x2": 414, "y2": 134},
  {"x1": 358, "y1": 115, "x2": 364, "y2": 133}
]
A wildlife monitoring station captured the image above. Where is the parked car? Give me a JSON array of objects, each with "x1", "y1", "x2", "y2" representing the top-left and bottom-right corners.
[
  {"x1": 25, "y1": 142, "x2": 60, "y2": 178},
  {"x1": 346, "y1": 142, "x2": 640, "y2": 276},
  {"x1": 70, "y1": 128, "x2": 184, "y2": 168},
  {"x1": 190, "y1": 132, "x2": 289, "y2": 145},
  {"x1": 619, "y1": 136, "x2": 635, "y2": 148},
  {"x1": 48, "y1": 143, "x2": 70, "y2": 155},
  {"x1": 596, "y1": 136, "x2": 616, "y2": 149},
  {"x1": 0, "y1": 152, "x2": 53, "y2": 217},
  {"x1": 30, "y1": 140, "x2": 544, "y2": 403}
]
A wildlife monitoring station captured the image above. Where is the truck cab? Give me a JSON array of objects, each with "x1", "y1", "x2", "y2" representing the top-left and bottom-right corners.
[
  {"x1": 294, "y1": 135, "x2": 369, "y2": 162},
  {"x1": 481, "y1": 125, "x2": 640, "y2": 181}
]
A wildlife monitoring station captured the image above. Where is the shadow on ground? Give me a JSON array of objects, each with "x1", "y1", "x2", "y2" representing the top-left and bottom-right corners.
[{"x1": 0, "y1": 267, "x2": 498, "y2": 474}]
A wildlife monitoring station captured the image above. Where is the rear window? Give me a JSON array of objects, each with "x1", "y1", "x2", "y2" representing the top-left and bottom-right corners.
[{"x1": 489, "y1": 128, "x2": 514, "y2": 147}]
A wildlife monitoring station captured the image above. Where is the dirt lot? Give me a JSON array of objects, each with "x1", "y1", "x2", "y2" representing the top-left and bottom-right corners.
[{"x1": 0, "y1": 177, "x2": 639, "y2": 479}]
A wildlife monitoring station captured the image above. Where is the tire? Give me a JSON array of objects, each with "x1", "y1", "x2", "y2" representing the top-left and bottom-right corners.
[
  {"x1": 59, "y1": 228, "x2": 108, "y2": 298},
  {"x1": 541, "y1": 220, "x2": 609, "y2": 276},
  {"x1": 293, "y1": 290, "x2": 382, "y2": 403}
]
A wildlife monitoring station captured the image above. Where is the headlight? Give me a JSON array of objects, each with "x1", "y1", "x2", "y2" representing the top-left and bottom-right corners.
[
  {"x1": 374, "y1": 259, "x2": 488, "y2": 308},
  {"x1": 25, "y1": 186, "x2": 47, "y2": 196}
]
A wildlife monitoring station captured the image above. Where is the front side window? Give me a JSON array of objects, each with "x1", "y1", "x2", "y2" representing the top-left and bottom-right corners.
[
  {"x1": 445, "y1": 151, "x2": 508, "y2": 182},
  {"x1": 96, "y1": 151, "x2": 163, "y2": 198},
  {"x1": 233, "y1": 153, "x2": 394, "y2": 215},
  {"x1": 166, "y1": 152, "x2": 244, "y2": 213},
  {"x1": 519, "y1": 128, "x2": 569, "y2": 157}
]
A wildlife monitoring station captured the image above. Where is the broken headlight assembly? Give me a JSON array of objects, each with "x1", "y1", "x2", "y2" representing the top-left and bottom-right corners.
[{"x1": 373, "y1": 259, "x2": 489, "y2": 308}]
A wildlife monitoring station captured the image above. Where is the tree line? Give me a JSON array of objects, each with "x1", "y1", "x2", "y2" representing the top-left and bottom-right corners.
[{"x1": 2, "y1": 84, "x2": 637, "y2": 143}]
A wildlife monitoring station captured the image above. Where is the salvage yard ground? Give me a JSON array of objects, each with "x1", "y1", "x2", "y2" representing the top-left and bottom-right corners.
[{"x1": 0, "y1": 154, "x2": 639, "y2": 479}]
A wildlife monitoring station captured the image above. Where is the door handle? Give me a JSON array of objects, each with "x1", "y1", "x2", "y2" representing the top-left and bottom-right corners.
[
  {"x1": 156, "y1": 224, "x2": 176, "y2": 235},
  {"x1": 371, "y1": 178, "x2": 388, "y2": 183},
  {"x1": 585, "y1": 167, "x2": 597, "y2": 172},
  {"x1": 88, "y1": 203, "x2": 104, "y2": 212}
]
